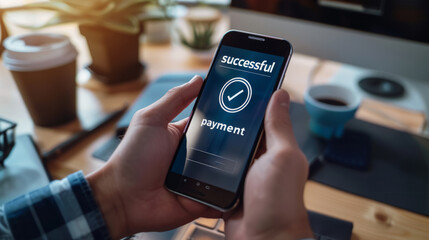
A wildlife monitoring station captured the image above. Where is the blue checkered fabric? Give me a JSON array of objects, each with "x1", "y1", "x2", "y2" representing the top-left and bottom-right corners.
[{"x1": 1, "y1": 171, "x2": 111, "y2": 240}]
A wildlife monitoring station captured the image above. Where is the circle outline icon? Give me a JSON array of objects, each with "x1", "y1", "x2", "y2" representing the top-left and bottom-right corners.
[{"x1": 219, "y1": 77, "x2": 252, "y2": 113}]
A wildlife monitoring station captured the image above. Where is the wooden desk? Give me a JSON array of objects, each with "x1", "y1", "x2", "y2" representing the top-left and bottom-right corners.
[{"x1": 1, "y1": 23, "x2": 428, "y2": 240}]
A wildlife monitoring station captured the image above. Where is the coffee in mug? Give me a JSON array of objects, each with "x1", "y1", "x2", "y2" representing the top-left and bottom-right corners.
[
  {"x1": 3, "y1": 33, "x2": 78, "y2": 127},
  {"x1": 315, "y1": 98, "x2": 348, "y2": 107},
  {"x1": 304, "y1": 84, "x2": 361, "y2": 139}
]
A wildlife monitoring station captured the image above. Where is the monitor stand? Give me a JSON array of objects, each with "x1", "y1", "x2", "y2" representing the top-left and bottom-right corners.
[{"x1": 327, "y1": 64, "x2": 429, "y2": 137}]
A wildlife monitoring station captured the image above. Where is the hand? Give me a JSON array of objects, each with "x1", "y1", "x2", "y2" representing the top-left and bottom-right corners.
[
  {"x1": 224, "y1": 90, "x2": 314, "y2": 240},
  {"x1": 87, "y1": 76, "x2": 221, "y2": 239}
]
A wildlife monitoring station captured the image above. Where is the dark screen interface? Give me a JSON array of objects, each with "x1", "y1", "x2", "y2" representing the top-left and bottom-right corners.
[{"x1": 171, "y1": 45, "x2": 284, "y2": 192}]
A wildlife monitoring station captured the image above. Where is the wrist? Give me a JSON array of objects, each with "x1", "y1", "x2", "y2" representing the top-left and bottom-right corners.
[{"x1": 87, "y1": 166, "x2": 128, "y2": 239}]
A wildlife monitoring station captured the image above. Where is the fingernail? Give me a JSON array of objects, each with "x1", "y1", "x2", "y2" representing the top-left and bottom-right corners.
[
  {"x1": 190, "y1": 75, "x2": 201, "y2": 83},
  {"x1": 277, "y1": 90, "x2": 289, "y2": 107}
]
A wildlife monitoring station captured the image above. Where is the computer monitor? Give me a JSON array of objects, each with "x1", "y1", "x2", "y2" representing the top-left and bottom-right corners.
[{"x1": 229, "y1": 0, "x2": 429, "y2": 135}]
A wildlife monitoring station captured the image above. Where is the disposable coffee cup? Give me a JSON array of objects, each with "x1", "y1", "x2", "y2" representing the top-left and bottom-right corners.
[
  {"x1": 304, "y1": 84, "x2": 361, "y2": 139},
  {"x1": 3, "y1": 33, "x2": 78, "y2": 127}
]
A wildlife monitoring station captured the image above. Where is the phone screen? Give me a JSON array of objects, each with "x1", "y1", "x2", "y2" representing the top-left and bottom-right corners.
[{"x1": 166, "y1": 32, "x2": 291, "y2": 210}]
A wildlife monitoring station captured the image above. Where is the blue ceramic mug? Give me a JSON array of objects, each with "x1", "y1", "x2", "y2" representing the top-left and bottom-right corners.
[{"x1": 304, "y1": 84, "x2": 361, "y2": 139}]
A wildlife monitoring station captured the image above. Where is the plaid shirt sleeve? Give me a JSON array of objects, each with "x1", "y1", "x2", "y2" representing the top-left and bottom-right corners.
[{"x1": 2, "y1": 171, "x2": 111, "y2": 240}]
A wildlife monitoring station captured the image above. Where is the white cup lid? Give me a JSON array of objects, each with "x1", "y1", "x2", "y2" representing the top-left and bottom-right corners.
[{"x1": 2, "y1": 33, "x2": 78, "y2": 72}]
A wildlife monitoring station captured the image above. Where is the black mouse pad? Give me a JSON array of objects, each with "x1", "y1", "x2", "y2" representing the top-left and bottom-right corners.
[
  {"x1": 290, "y1": 102, "x2": 429, "y2": 216},
  {"x1": 323, "y1": 130, "x2": 371, "y2": 170},
  {"x1": 308, "y1": 210, "x2": 353, "y2": 240}
]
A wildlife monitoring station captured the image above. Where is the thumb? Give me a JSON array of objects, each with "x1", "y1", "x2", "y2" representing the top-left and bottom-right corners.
[
  {"x1": 264, "y1": 89, "x2": 298, "y2": 151},
  {"x1": 171, "y1": 117, "x2": 190, "y2": 135},
  {"x1": 137, "y1": 75, "x2": 203, "y2": 126}
]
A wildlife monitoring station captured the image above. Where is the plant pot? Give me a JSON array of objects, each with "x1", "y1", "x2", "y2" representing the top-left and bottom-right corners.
[{"x1": 79, "y1": 24, "x2": 144, "y2": 84}]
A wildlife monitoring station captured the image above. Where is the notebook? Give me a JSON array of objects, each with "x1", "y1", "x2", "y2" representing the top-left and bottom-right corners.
[{"x1": 0, "y1": 135, "x2": 51, "y2": 205}]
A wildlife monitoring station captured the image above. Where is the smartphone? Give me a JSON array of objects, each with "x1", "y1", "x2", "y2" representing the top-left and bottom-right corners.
[{"x1": 165, "y1": 30, "x2": 293, "y2": 211}]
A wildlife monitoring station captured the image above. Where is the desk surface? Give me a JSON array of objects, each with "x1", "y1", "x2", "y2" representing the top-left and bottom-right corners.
[{"x1": 1, "y1": 22, "x2": 428, "y2": 240}]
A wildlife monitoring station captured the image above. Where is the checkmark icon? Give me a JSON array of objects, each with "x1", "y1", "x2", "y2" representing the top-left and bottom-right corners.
[{"x1": 227, "y1": 89, "x2": 244, "y2": 101}]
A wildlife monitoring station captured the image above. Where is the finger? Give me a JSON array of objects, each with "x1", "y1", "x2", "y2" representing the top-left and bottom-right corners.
[
  {"x1": 200, "y1": 208, "x2": 223, "y2": 219},
  {"x1": 169, "y1": 117, "x2": 190, "y2": 140},
  {"x1": 254, "y1": 132, "x2": 266, "y2": 159},
  {"x1": 222, "y1": 201, "x2": 243, "y2": 221},
  {"x1": 264, "y1": 89, "x2": 298, "y2": 150},
  {"x1": 147, "y1": 75, "x2": 203, "y2": 125},
  {"x1": 178, "y1": 196, "x2": 222, "y2": 218},
  {"x1": 171, "y1": 117, "x2": 190, "y2": 133}
]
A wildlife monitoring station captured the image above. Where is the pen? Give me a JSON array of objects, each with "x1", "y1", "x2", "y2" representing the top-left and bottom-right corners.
[{"x1": 43, "y1": 105, "x2": 128, "y2": 161}]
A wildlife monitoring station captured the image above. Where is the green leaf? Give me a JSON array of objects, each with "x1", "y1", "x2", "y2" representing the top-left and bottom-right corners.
[
  {"x1": 116, "y1": 0, "x2": 154, "y2": 11},
  {"x1": 177, "y1": 21, "x2": 217, "y2": 50},
  {"x1": 101, "y1": 15, "x2": 140, "y2": 34},
  {"x1": 51, "y1": 0, "x2": 111, "y2": 11},
  {"x1": 42, "y1": 13, "x2": 76, "y2": 26},
  {"x1": 12, "y1": 13, "x2": 69, "y2": 29},
  {"x1": 3, "y1": 0, "x2": 173, "y2": 34},
  {"x1": 84, "y1": 2, "x2": 116, "y2": 17},
  {"x1": 20, "y1": 2, "x2": 81, "y2": 15},
  {"x1": 112, "y1": 2, "x2": 149, "y2": 17}
]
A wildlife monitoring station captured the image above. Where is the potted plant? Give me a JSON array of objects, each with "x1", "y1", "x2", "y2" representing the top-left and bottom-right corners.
[
  {"x1": 177, "y1": 6, "x2": 221, "y2": 61},
  {"x1": 4, "y1": 0, "x2": 173, "y2": 84}
]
